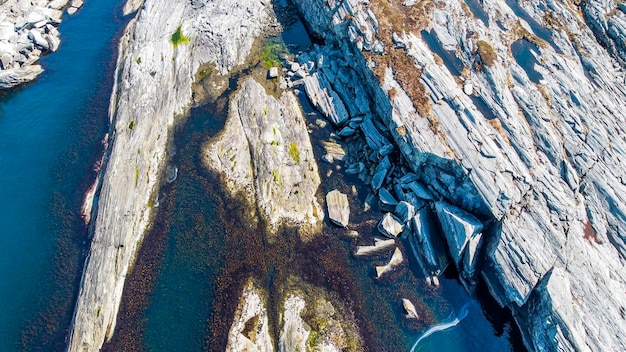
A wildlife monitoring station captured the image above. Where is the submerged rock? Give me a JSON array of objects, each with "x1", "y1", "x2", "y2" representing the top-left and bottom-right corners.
[
  {"x1": 326, "y1": 189, "x2": 349, "y2": 228},
  {"x1": 354, "y1": 238, "x2": 395, "y2": 257},
  {"x1": 402, "y1": 298, "x2": 419, "y2": 319},
  {"x1": 375, "y1": 247, "x2": 404, "y2": 278}
]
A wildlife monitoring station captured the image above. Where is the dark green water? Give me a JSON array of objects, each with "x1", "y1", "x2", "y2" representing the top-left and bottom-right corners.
[{"x1": 0, "y1": 0, "x2": 127, "y2": 350}]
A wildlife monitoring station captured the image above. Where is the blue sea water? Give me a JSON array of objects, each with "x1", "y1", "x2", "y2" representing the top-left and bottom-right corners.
[{"x1": 0, "y1": 0, "x2": 126, "y2": 349}]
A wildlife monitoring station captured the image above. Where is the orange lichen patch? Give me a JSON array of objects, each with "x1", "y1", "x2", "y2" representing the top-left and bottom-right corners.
[
  {"x1": 388, "y1": 86, "x2": 398, "y2": 99},
  {"x1": 365, "y1": 0, "x2": 434, "y2": 117},
  {"x1": 488, "y1": 118, "x2": 511, "y2": 145},
  {"x1": 583, "y1": 219, "x2": 602, "y2": 244},
  {"x1": 477, "y1": 40, "x2": 497, "y2": 67}
]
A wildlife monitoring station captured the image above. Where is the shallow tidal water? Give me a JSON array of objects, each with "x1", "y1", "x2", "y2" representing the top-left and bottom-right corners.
[{"x1": 1, "y1": 3, "x2": 526, "y2": 352}]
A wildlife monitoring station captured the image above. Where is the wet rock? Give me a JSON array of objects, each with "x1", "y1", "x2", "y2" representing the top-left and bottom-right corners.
[
  {"x1": 326, "y1": 190, "x2": 349, "y2": 228},
  {"x1": 377, "y1": 212, "x2": 404, "y2": 238},
  {"x1": 360, "y1": 119, "x2": 390, "y2": 151},
  {"x1": 370, "y1": 169, "x2": 386, "y2": 192},
  {"x1": 402, "y1": 298, "x2": 419, "y2": 319},
  {"x1": 320, "y1": 140, "x2": 346, "y2": 162},
  {"x1": 461, "y1": 231, "x2": 483, "y2": 282},
  {"x1": 375, "y1": 247, "x2": 403, "y2": 278},
  {"x1": 354, "y1": 238, "x2": 395, "y2": 256},
  {"x1": 394, "y1": 201, "x2": 415, "y2": 224},
  {"x1": 378, "y1": 187, "x2": 398, "y2": 211},
  {"x1": 407, "y1": 207, "x2": 449, "y2": 281}
]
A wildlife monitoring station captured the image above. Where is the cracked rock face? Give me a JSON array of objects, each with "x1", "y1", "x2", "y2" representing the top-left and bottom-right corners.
[
  {"x1": 205, "y1": 77, "x2": 323, "y2": 236},
  {"x1": 292, "y1": 0, "x2": 626, "y2": 350},
  {"x1": 67, "y1": 0, "x2": 272, "y2": 351}
]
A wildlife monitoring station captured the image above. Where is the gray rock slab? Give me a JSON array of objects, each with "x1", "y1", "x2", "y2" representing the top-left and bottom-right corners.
[
  {"x1": 303, "y1": 71, "x2": 349, "y2": 126},
  {"x1": 434, "y1": 202, "x2": 483, "y2": 266},
  {"x1": 326, "y1": 189, "x2": 349, "y2": 228}
]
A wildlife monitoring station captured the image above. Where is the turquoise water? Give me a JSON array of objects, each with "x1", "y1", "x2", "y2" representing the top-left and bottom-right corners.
[{"x1": 0, "y1": 0, "x2": 126, "y2": 349}]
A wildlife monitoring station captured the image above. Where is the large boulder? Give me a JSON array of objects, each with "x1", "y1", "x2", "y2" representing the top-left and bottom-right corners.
[
  {"x1": 434, "y1": 202, "x2": 483, "y2": 266},
  {"x1": 326, "y1": 190, "x2": 350, "y2": 228}
]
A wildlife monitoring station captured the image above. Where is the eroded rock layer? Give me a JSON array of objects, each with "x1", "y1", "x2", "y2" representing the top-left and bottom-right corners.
[{"x1": 291, "y1": 0, "x2": 626, "y2": 350}]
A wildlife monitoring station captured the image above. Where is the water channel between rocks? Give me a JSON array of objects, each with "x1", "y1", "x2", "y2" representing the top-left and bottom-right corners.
[{"x1": 105, "y1": 14, "x2": 525, "y2": 352}]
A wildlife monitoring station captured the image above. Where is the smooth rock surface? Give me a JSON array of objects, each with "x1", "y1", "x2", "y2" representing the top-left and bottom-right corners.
[
  {"x1": 326, "y1": 189, "x2": 349, "y2": 228},
  {"x1": 68, "y1": 0, "x2": 273, "y2": 351},
  {"x1": 226, "y1": 281, "x2": 273, "y2": 352},
  {"x1": 206, "y1": 77, "x2": 323, "y2": 234}
]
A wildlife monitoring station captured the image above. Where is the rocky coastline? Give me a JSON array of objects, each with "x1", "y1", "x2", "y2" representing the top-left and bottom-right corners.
[
  {"x1": 289, "y1": 0, "x2": 626, "y2": 351},
  {"x1": 0, "y1": 0, "x2": 84, "y2": 89},
  {"x1": 63, "y1": 0, "x2": 626, "y2": 351},
  {"x1": 66, "y1": 0, "x2": 273, "y2": 350}
]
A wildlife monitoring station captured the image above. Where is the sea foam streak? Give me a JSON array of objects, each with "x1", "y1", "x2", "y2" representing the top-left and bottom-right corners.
[{"x1": 409, "y1": 304, "x2": 469, "y2": 352}]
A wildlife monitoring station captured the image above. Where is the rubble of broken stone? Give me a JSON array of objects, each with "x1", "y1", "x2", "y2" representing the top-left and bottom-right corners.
[
  {"x1": 296, "y1": 44, "x2": 482, "y2": 290},
  {"x1": 293, "y1": 0, "x2": 626, "y2": 350},
  {"x1": 0, "y1": 0, "x2": 83, "y2": 89}
]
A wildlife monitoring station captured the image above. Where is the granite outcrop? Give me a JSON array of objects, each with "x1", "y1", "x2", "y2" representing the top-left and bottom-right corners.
[
  {"x1": 226, "y1": 276, "x2": 362, "y2": 352},
  {"x1": 204, "y1": 77, "x2": 323, "y2": 236}
]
